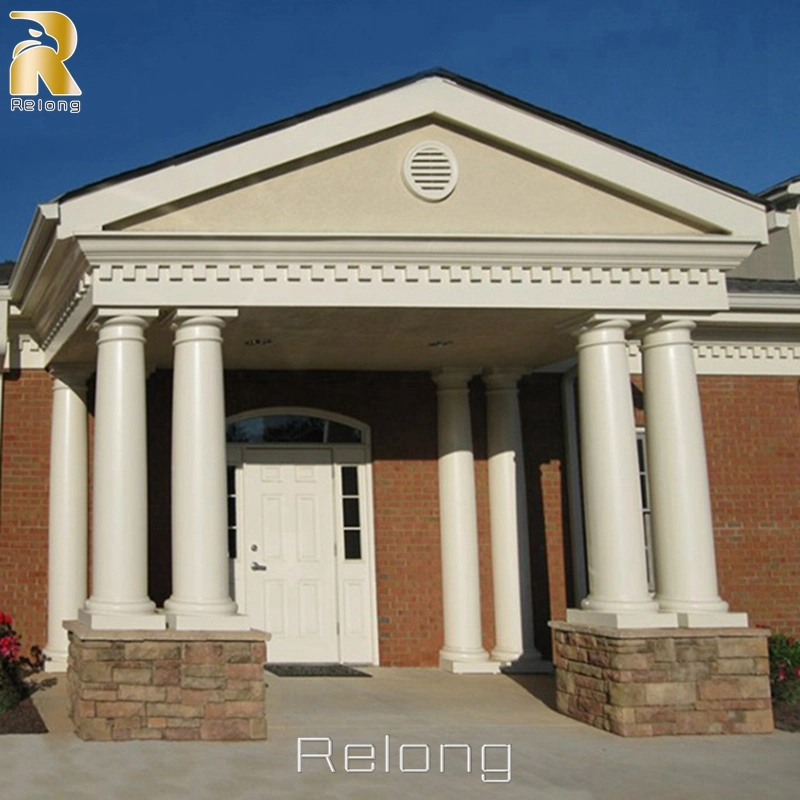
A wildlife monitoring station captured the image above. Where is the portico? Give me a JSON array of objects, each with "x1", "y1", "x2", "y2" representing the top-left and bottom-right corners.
[
  {"x1": 37, "y1": 242, "x2": 756, "y2": 671},
  {"x1": 10, "y1": 73, "x2": 767, "y2": 686}
]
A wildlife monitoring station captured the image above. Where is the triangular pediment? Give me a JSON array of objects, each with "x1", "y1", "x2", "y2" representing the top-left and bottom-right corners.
[
  {"x1": 111, "y1": 120, "x2": 710, "y2": 236},
  {"x1": 53, "y1": 72, "x2": 766, "y2": 242}
]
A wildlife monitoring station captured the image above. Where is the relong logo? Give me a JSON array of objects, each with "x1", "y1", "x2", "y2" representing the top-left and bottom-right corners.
[{"x1": 9, "y1": 10, "x2": 81, "y2": 96}]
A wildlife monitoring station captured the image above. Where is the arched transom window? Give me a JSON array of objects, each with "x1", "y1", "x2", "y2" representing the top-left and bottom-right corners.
[{"x1": 226, "y1": 413, "x2": 363, "y2": 445}]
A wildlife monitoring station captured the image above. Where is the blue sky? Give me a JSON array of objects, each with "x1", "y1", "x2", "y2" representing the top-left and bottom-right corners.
[{"x1": 2, "y1": 0, "x2": 798, "y2": 260}]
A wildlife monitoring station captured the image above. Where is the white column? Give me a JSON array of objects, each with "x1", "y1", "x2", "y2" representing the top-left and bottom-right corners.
[
  {"x1": 641, "y1": 319, "x2": 747, "y2": 627},
  {"x1": 433, "y1": 369, "x2": 495, "y2": 673},
  {"x1": 484, "y1": 369, "x2": 545, "y2": 670},
  {"x1": 44, "y1": 366, "x2": 89, "y2": 670},
  {"x1": 165, "y1": 314, "x2": 247, "y2": 630},
  {"x1": 567, "y1": 318, "x2": 675, "y2": 628},
  {"x1": 80, "y1": 315, "x2": 164, "y2": 630}
]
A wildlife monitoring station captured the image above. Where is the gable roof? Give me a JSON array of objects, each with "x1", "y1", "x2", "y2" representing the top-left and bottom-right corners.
[
  {"x1": 12, "y1": 67, "x2": 768, "y2": 299},
  {"x1": 58, "y1": 68, "x2": 762, "y2": 207}
]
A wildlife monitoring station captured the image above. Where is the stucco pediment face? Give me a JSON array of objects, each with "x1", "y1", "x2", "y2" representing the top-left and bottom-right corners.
[{"x1": 114, "y1": 122, "x2": 710, "y2": 236}]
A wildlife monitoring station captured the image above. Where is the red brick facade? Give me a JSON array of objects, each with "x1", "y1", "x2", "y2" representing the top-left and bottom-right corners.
[
  {"x1": 1, "y1": 368, "x2": 798, "y2": 666},
  {"x1": 700, "y1": 376, "x2": 800, "y2": 635},
  {"x1": 0, "y1": 369, "x2": 52, "y2": 653}
]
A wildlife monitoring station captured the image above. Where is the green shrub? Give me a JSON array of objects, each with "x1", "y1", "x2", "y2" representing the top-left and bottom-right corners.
[{"x1": 768, "y1": 634, "x2": 800, "y2": 705}]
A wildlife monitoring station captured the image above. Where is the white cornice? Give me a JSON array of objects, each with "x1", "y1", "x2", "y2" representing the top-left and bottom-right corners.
[{"x1": 74, "y1": 231, "x2": 758, "y2": 270}]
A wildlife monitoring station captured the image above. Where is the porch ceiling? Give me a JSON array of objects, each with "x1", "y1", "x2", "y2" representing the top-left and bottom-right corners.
[{"x1": 55, "y1": 306, "x2": 576, "y2": 372}]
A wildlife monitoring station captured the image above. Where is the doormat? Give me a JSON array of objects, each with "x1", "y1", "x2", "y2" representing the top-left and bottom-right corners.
[{"x1": 265, "y1": 663, "x2": 371, "y2": 677}]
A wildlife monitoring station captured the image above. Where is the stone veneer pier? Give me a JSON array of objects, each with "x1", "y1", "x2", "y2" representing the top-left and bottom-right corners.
[
  {"x1": 65, "y1": 621, "x2": 268, "y2": 741},
  {"x1": 552, "y1": 623, "x2": 773, "y2": 736}
]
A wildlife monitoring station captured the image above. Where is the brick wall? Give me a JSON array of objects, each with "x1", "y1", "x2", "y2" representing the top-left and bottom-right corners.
[
  {"x1": 0, "y1": 369, "x2": 52, "y2": 651},
  {"x1": 700, "y1": 376, "x2": 800, "y2": 637}
]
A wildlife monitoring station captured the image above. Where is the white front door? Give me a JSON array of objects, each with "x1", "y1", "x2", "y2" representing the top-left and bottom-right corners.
[{"x1": 243, "y1": 448, "x2": 339, "y2": 663}]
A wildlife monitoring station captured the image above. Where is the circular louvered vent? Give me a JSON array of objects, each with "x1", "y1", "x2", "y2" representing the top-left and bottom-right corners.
[{"x1": 403, "y1": 141, "x2": 458, "y2": 201}]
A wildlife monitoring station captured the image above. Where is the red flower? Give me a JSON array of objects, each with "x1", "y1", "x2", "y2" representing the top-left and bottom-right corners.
[
  {"x1": 0, "y1": 612, "x2": 12, "y2": 627},
  {"x1": 0, "y1": 634, "x2": 20, "y2": 660},
  {"x1": 796, "y1": 666, "x2": 800, "y2": 678}
]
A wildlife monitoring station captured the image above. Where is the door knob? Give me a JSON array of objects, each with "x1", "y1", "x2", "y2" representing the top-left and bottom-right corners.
[{"x1": 250, "y1": 561, "x2": 268, "y2": 572}]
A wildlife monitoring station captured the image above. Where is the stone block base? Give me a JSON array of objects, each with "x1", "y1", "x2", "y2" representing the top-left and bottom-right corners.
[
  {"x1": 65, "y1": 621, "x2": 268, "y2": 741},
  {"x1": 551, "y1": 622, "x2": 773, "y2": 736}
]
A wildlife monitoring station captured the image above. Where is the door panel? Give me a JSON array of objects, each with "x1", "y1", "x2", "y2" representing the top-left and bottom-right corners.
[{"x1": 244, "y1": 449, "x2": 338, "y2": 663}]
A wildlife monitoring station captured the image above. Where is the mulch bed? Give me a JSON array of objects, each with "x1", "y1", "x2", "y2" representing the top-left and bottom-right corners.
[
  {"x1": 773, "y1": 700, "x2": 800, "y2": 733},
  {"x1": 0, "y1": 698, "x2": 48, "y2": 735}
]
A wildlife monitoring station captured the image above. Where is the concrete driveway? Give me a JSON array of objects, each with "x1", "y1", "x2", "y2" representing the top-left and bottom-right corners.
[{"x1": 2, "y1": 668, "x2": 797, "y2": 799}]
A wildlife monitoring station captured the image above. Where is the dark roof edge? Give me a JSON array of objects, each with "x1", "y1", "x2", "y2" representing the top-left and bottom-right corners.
[
  {"x1": 727, "y1": 277, "x2": 800, "y2": 294},
  {"x1": 0, "y1": 261, "x2": 15, "y2": 287},
  {"x1": 758, "y1": 173, "x2": 800, "y2": 202},
  {"x1": 56, "y1": 68, "x2": 766, "y2": 206}
]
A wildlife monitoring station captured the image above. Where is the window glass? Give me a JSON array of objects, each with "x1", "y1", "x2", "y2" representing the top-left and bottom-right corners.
[
  {"x1": 341, "y1": 466, "x2": 359, "y2": 496},
  {"x1": 636, "y1": 429, "x2": 654, "y2": 593},
  {"x1": 340, "y1": 465, "x2": 362, "y2": 561},
  {"x1": 226, "y1": 414, "x2": 362, "y2": 444},
  {"x1": 344, "y1": 529, "x2": 362, "y2": 560},
  {"x1": 327, "y1": 420, "x2": 363, "y2": 443},
  {"x1": 226, "y1": 465, "x2": 237, "y2": 559}
]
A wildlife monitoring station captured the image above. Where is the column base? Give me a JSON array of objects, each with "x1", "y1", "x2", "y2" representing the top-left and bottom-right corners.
[
  {"x1": 440, "y1": 655, "x2": 502, "y2": 674},
  {"x1": 165, "y1": 612, "x2": 252, "y2": 631},
  {"x1": 676, "y1": 611, "x2": 749, "y2": 628},
  {"x1": 490, "y1": 646, "x2": 522, "y2": 663},
  {"x1": 78, "y1": 608, "x2": 167, "y2": 631},
  {"x1": 567, "y1": 608, "x2": 679, "y2": 629},
  {"x1": 43, "y1": 648, "x2": 67, "y2": 673}
]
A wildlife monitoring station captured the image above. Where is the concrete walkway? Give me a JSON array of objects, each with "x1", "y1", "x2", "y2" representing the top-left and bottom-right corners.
[{"x1": 1, "y1": 668, "x2": 796, "y2": 799}]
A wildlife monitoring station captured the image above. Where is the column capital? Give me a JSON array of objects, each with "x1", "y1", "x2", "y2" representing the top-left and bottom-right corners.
[
  {"x1": 637, "y1": 317, "x2": 697, "y2": 349},
  {"x1": 172, "y1": 308, "x2": 239, "y2": 321},
  {"x1": 482, "y1": 367, "x2": 525, "y2": 392},
  {"x1": 167, "y1": 310, "x2": 238, "y2": 344},
  {"x1": 88, "y1": 309, "x2": 159, "y2": 331},
  {"x1": 432, "y1": 368, "x2": 477, "y2": 391},
  {"x1": 557, "y1": 312, "x2": 645, "y2": 341},
  {"x1": 172, "y1": 316, "x2": 227, "y2": 345},
  {"x1": 89, "y1": 314, "x2": 153, "y2": 347}
]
